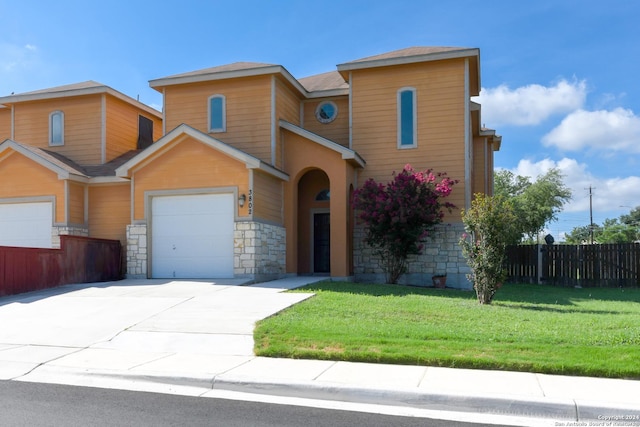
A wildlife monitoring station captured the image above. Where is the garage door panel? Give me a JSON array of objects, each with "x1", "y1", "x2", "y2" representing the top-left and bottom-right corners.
[
  {"x1": 0, "y1": 202, "x2": 52, "y2": 248},
  {"x1": 151, "y1": 194, "x2": 234, "y2": 279}
]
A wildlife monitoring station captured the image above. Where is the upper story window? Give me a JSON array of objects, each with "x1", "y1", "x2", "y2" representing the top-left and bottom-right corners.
[
  {"x1": 397, "y1": 88, "x2": 417, "y2": 149},
  {"x1": 49, "y1": 111, "x2": 64, "y2": 146},
  {"x1": 137, "y1": 115, "x2": 153, "y2": 149},
  {"x1": 208, "y1": 94, "x2": 226, "y2": 132},
  {"x1": 315, "y1": 101, "x2": 338, "y2": 124}
]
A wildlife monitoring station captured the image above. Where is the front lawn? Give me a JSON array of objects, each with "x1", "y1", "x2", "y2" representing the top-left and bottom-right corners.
[{"x1": 254, "y1": 282, "x2": 640, "y2": 379}]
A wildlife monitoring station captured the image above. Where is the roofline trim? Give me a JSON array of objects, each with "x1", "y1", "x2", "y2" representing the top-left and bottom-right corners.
[
  {"x1": 149, "y1": 65, "x2": 309, "y2": 98},
  {"x1": 337, "y1": 48, "x2": 480, "y2": 72},
  {"x1": 115, "y1": 124, "x2": 289, "y2": 181},
  {"x1": 0, "y1": 86, "x2": 162, "y2": 118},
  {"x1": 279, "y1": 120, "x2": 366, "y2": 167},
  {"x1": 0, "y1": 139, "x2": 88, "y2": 180}
]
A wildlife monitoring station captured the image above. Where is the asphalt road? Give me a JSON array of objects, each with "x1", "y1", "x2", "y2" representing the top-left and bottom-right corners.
[{"x1": 0, "y1": 381, "x2": 506, "y2": 427}]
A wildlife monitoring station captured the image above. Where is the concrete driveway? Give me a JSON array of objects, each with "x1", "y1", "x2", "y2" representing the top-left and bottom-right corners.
[{"x1": 0, "y1": 278, "x2": 318, "y2": 390}]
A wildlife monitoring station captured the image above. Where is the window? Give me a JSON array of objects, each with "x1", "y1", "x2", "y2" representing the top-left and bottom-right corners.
[
  {"x1": 137, "y1": 115, "x2": 154, "y2": 149},
  {"x1": 397, "y1": 88, "x2": 416, "y2": 148},
  {"x1": 49, "y1": 111, "x2": 64, "y2": 146},
  {"x1": 315, "y1": 189, "x2": 330, "y2": 201},
  {"x1": 208, "y1": 94, "x2": 226, "y2": 132},
  {"x1": 315, "y1": 101, "x2": 338, "y2": 124}
]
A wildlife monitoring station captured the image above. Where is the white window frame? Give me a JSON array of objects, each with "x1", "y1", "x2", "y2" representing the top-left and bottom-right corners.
[
  {"x1": 208, "y1": 94, "x2": 226, "y2": 133},
  {"x1": 49, "y1": 110, "x2": 64, "y2": 146},
  {"x1": 397, "y1": 87, "x2": 417, "y2": 149}
]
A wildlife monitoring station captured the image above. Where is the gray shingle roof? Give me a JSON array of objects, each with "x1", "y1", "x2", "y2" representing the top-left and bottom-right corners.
[
  {"x1": 298, "y1": 71, "x2": 348, "y2": 93},
  {"x1": 344, "y1": 46, "x2": 469, "y2": 64}
]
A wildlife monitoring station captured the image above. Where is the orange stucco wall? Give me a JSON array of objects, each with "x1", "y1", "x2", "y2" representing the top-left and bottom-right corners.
[
  {"x1": 283, "y1": 129, "x2": 358, "y2": 277},
  {"x1": 296, "y1": 169, "x2": 330, "y2": 273},
  {"x1": 163, "y1": 76, "x2": 272, "y2": 163},
  {"x1": 130, "y1": 136, "x2": 250, "y2": 220},
  {"x1": 89, "y1": 183, "x2": 130, "y2": 244},
  {"x1": 350, "y1": 59, "x2": 467, "y2": 220},
  {"x1": 0, "y1": 150, "x2": 65, "y2": 222},
  {"x1": 12, "y1": 96, "x2": 103, "y2": 165}
]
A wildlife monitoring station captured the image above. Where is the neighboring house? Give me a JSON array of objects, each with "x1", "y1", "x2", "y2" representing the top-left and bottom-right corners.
[{"x1": 0, "y1": 47, "x2": 501, "y2": 287}]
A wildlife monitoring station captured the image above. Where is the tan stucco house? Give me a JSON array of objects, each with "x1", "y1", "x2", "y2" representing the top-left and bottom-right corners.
[{"x1": 0, "y1": 47, "x2": 501, "y2": 287}]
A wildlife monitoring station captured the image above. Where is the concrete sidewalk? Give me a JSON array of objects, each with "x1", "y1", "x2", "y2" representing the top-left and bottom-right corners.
[{"x1": 0, "y1": 278, "x2": 638, "y2": 424}]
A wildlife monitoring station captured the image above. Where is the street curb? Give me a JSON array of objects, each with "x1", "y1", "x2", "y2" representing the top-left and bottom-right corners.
[
  {"x1": 212, "y1": 376, "x2": 578, "y2": 421},
  {"x1": 20, "y1": 366, "x2": 640, "y2": 422}
]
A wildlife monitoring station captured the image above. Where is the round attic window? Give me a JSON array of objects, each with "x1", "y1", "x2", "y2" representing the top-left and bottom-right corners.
[{"x1": 315, "y1": 101, "x2": 338, "y2": 124}]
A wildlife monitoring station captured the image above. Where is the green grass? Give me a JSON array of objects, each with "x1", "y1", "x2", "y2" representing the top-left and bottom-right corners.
[{"x1": 254, "y1": 282, "x2": 640, "y2": 379}]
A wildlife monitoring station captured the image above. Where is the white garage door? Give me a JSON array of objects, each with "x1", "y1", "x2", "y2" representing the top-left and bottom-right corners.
[
  {"x1": 151, "y1": 193, "x2": 234, "y2": 279},
  {"x1": 0, "y1": 202, "x2": 53, "y2": 248}
]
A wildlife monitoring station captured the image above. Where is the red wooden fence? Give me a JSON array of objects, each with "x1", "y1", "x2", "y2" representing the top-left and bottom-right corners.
[{"x1": 0, "y1": 235, "x2": 122, "y2": 296}]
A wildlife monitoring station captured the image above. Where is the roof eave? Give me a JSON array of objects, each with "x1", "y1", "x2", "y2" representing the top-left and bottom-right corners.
[
  {"x1": 305, "y1": 88, "x2": 349, "y2": 99},
  {"x1": 149, "y1": 65, "x2": 309, "y2": 98},
  {"x1": 0, "y1": 139, "x2": 89, "y2": 179},
  {"x1": 337, "y1": 48, "x2": 480, "y2": 73},
  {"x1": 0, "y1": 86, "x2": 161, "y2": 118},
  {"x1": 116, "y1": 124, "x2": 290, "y2": 181}
]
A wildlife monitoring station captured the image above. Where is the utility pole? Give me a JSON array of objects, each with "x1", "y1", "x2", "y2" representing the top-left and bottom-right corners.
[{"x1": 586, "y1": 186, "x2": 595, "y2": 244}]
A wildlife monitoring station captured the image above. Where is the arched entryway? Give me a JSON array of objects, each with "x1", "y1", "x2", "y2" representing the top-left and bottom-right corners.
[{"x1": 297, "y1": 169, "x2": 330, "y2": 274}]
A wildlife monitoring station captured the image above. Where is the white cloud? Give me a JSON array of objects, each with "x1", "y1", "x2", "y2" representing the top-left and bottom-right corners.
[
  {"x1": 542, "y1": 108, "x2": 640, "y2": 153},
  {"x1": 0, "y1": 42, "x2": 38, "y2": 72},
  {"x1": 507, "y1": 158, "x2": 640, "y2": 215},
  {"x1": 475, "y1": 79, "x2": 587, "y2": 127}
]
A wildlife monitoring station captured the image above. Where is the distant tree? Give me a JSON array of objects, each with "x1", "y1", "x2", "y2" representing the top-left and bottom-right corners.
[
  {"x1": 566, "y1": 206, "x2": 640, "y2": 244},
  {"x1": 494, "y1": 168, "x2": 572, "y2": 243},
  {"x1": 620, "y1": 206, "x2": 640, "y2": 227},
  {"x1": 596, "y1": 218, "x2": 638, "y2": 243},
  {"x1": 565, "y1": 224, "x2": 601, "y2": 244},
  {"x1": 353, "y1": 165, "x2": 457, "y2": 284}
]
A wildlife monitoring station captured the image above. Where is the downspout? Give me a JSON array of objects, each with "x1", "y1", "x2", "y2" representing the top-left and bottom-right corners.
[
  {"x1": 271, "y1": 76, "x2": 276, "y2": 165},
  {"x1": 464, "y1": 58, "x2": 472, "y2": 209},
  {"x1": 484, "y1": 137, "x2": 489, "y2": 194},
  {"x1": 10, "y1": 105, "x2": 14, "y2": 140},
  {"x1": 101, "y1": 94, "x2": 106, "y2": 163},
  {"x1": 348, "y1": 71, "x2": 353, "y2": 149},
  {"x1": 162, "y1": 88, "x2": 166, "y2": 136}
]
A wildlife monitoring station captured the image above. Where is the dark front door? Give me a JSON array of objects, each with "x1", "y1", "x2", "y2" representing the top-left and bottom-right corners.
[{"x1": 313, "y1": 212, "x2": 330, "y2": 273}]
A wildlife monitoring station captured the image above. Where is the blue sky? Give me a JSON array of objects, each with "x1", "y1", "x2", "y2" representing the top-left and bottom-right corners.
[{"x1": 1, "y1": 0, "x2": 639, "y2": 239}]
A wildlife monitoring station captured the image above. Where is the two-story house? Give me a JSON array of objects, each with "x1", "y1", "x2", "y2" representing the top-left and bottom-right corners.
[{"x1": 0, "y1": 47, "x2": 501, "y2": 288}]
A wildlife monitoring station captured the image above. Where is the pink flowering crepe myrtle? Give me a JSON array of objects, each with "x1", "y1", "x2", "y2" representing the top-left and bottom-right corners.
[{"x1": 353, "y1": 164, "x2": 458, "y2": 284}]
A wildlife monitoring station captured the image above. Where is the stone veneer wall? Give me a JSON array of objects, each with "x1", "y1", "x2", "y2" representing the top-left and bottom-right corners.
[
  {"x1": 51, "y1": 225, "x2": 89, "y2": 249},
  {"x1": 353, "y1": 222, "x2": 472, "y2": 289},
  {"x1": 126, "y1": 224, "x2": 147, "y2": 278},
  {"x1": 124, "y1": 222, "x2": 286, "y2": 281},
  {"x1": 234, "y1": 221, "x2": 286, "y2": 281}
]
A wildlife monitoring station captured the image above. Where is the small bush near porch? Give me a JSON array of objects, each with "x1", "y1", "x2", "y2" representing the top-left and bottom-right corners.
[{"x1": 254, "y1": 282, "x2": 640, "y2": 379}]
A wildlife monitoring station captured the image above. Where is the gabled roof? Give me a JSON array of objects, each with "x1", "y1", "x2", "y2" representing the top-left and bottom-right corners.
[
  {"x1": 298, "y1": 71, "x2": 348, "y2": 97},
  {"x1": 336, "y1": 46, "x2": 480, "y2": 96},
  {"x1": 0, "y1": 139, "x2": 88, "y2": 181},
  {"x1": 149, "y1": 62, "x2": 309, "y2": 98},
  {"x1": 0, "y1": 139, "x2": 137, "y2": 182},
  {"x1": 0, "y1": 81, "x2": 161, "y2": 118},
  {"x1": 279, "y1": 120, "x2": 365, "y2": 168},
  {"x1": 115, "y1": 124, "x2": 289, "y2": 181}
]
